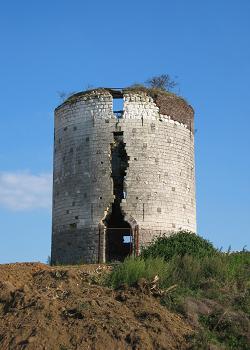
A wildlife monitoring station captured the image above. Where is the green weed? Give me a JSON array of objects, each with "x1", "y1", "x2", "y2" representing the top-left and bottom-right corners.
[{"x1": 141, "y1": 230, "x2": 218, "y2": 261}]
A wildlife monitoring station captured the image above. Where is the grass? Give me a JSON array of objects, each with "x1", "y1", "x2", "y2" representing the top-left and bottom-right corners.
[
  {"x1": 107, "y1": 253, "x2": 250, "y2": 292},
  {"x1": 106, "y1": 232, "x2": 250, "y2": 349},
  {"x1": 123, "y1": 84, "x2": 190, "y2": 105},
  {"x1": 107, "y1": 256, "x2": 167, "y2": 288},
  {"x1": 199, "y1": 311, "x2": 250, "y2": 350}
]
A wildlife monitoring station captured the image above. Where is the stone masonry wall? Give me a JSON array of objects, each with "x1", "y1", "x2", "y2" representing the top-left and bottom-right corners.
[
  {"x1": 52, "y1": 91, "x2": 117, "y2": 264},
  {"x1": 51, "y1": 89, "x2": 196, "y2": 264},
  {"x1": 120, "y1": 92, "x2": 196, "y2": 247}
]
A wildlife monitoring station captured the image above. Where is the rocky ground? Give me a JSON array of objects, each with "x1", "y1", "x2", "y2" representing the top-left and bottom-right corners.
[{"x1": 0, "y1": 263, "x2": 194, "y2": 350}]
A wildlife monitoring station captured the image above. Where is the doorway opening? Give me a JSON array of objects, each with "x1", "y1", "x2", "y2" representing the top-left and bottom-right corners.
[{"x1": 105, "y1": 202, "x2": 132, "y2": 261}]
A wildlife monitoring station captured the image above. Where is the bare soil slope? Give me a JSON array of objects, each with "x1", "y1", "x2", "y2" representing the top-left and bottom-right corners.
[{"x1": 0, "y1": 263, "x2": 193, "y2": 350}]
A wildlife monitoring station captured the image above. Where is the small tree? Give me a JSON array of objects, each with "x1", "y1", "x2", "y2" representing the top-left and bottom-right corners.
[
  {"x1": 57, "y1": 91, "x2": 76, "y2": 102},
  {"x1": 145, "y1": 74, "x2": 177, "y2": 91}
]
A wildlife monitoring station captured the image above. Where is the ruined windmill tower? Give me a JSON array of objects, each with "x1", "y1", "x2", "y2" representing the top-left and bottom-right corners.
[{"x1": 51, "y1": 87, "x2": 196, "y2": 264}]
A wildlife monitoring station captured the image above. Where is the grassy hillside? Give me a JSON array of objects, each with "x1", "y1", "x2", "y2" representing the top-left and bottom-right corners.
[{"x1": 107, "y1": 231, "x2": 250, "y2": 349}]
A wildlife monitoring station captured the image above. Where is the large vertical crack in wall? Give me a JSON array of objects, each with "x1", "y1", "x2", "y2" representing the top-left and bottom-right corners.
[
  {"x1": 104, "y1": 130, "x2": 131, "y2": 261},
  {"x1": 111, "y1": 131, "x2": 128, "y2": 206}
]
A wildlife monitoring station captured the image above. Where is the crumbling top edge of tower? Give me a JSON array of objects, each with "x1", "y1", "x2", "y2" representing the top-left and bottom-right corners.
[
  {"x1": 55, "y1": 86, "x2": 194, "y2": 132},
  {"x1": 55, "y1": 88, "x2": 123, "y2": 111}
]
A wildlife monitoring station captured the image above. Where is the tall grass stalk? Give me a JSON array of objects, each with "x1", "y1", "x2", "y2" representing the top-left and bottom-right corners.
[{"x1": 107, "y1": 256, "x2": 167, "y2": 288}]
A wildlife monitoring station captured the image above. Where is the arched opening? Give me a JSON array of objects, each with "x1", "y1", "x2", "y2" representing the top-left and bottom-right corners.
[{"x1": 105, "y1": 203, "x2": 132, "y2": 262}]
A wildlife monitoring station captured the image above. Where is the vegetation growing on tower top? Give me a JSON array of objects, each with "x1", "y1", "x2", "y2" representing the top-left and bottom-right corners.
[{"x1": 145, "y1": 74, "x2": 178, "y2": 91}]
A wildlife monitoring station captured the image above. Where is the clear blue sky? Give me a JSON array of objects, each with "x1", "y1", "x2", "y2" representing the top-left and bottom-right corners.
[{"x1": 0, "y1": 0, "x2": 249, "y2": 263}]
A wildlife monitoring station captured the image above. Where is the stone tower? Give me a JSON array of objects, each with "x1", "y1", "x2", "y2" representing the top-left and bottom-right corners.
[{"x1": 51, "y1": 87, "x2": 196, "y2": 264}]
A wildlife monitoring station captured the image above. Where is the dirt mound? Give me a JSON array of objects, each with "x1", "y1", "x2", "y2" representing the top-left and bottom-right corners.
[{"x1": 0, "y1": 263, "x2": 193, "y2": 350}]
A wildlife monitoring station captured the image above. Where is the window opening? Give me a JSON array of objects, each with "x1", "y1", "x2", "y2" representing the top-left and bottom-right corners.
[
  {"x1": 123, "y1": 235, "x2": 131, "y2": 244},
  {"x1": 113, "y1": 97, "x2": 124, "y2": 119}
]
